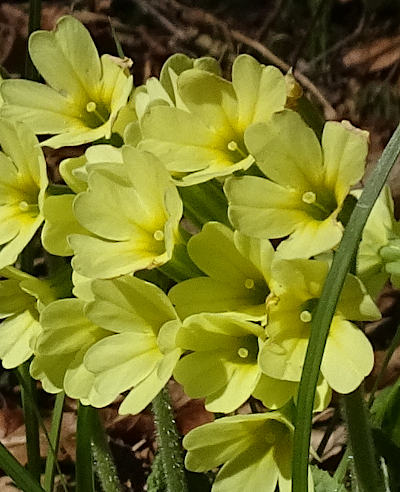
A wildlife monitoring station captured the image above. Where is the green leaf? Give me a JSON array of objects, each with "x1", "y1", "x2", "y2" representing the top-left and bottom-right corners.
[{"x1": 311, "y1": 466, "x2": 345, "y2": 492}]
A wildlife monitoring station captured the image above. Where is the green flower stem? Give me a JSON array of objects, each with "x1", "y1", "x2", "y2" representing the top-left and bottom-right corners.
[
  {"x1": 368, "y1": 321, "x2": 400, "y2": 408},
  {"x1": 17, "y1": 361, "x2": 41, "y2": 484},
  {"x1": 152, "y1": 387, "x2": 188, "y2": 492},
  {"x1": 43, "y1": 392, "x2": 64, "y2": 492},
  {"x1": 342, "y1": 386, "x2": 384, "y2": 492},
  {"x1": 90, "y1": 408, "x2": 122, "y2": 492},
  {"x1": 0, "y1": 440, "x2": 45, "y2": 492},
  {"x1": 25, "y1": 0, "x2": 42, "y2": 81},
  {"x1": 178, "y1": 180, "x2": 230, "y2": 228},
  {"x1": 76, "y1": 404, "x2": 95, "y2": 492},
  {"x1": 292, "y1": 121, "x2": 400, "y2": 492}
]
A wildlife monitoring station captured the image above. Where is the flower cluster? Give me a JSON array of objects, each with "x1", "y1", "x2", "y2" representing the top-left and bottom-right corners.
[{"x1": 0, "y1": 15, "x2": 393, "y2": 491}]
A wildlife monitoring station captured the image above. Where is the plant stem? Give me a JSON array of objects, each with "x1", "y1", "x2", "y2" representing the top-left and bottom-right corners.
[
  {"x1": 342, "y1": 386, "x2": 384, "y2": 492},
  {"x1": 0, "y1": 441, "x2": 45, "y2": 492},
  {"x1": 44, "y1": 392, "x2": 65, "y2": 492},
  {"x1": 25, "y1": 0, "x2": 42, "y2": 81},
  {"x1": 292, "y1": 121, "x2": 400, "y2": 492},
  {"x1": 90, "y1": 408, "x2": 122, "y2": 492},
  {"x1": 152, "y1": 387, "x2": 188, "y2": 492},
  {"x1": 17, "y1": 361, "x2": 41, "y2": 483},
  {"x1": 76, "y1": 404, "x2": 95, "y2": 492}
]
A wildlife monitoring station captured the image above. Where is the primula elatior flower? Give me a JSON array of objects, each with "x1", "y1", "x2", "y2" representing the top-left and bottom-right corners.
[
  {"x1": 41, "y1": 145, "x2": 122, "y2": 256},
  {"x1": 356, "y1": 185, "x2": 400, "y2": 298},
  {"x1": 69, "y1": 146, "x2": 183, "y2": 279},
  {"x1": 82, "y1": 275, "x2": 181, "y2": 414},
  {"x1": 31, "y1": 297, "x2": 110, "y2": 398},
  {"x1": 174, "y1": 313, "x2": 265, "y2": 412},
  {"x1": 0, "y1": 15, "x2": 133, "y2": 148},
  {"x1": 174, "y1": 312, "x2": 330, "y2": 412},
  {"x1": 259, "y1": 259, "x2": 380, "y2": 394},
  {"x1": 168, "y1": 221, "x2": 273, "y2": 320},
  {"x1": 124, "y1": 53, "x2": 221, "y2": 146},
  {"x1": 0, "y1": 266, "x2": 58, "y2": 369},
  {"x1": 184, "y1": 411, "x2": 313, "y2": 492},
  {"x1": 225, "y1": 109, "x2": 369, "y2": 258},
  {"x1": 138, "y1": 54, "x2": 287, "y2": 185},
  {"x1": 0, "y1": 119, "x2": 48, "y2": 269}
]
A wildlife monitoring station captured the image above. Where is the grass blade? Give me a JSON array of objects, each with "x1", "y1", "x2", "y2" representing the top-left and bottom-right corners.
[
  {"x1": 0, "y1": 441, "x2": 45, "y2": 492},
  {"x1": 292, "y1": 122, "x2": 400, "y2": 492}
]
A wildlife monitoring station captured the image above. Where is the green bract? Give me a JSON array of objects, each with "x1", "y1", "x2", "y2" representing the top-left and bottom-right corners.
[
  {"x1": 183, "y1": 412, "x2": 313, "y2": 492},
  {"x1": 0, "y1": 119, "x2": 48, "y2": 269},
  {"x1": 0, "y1": 16, "x2": 133, "y2": 148},
  {"x1": 139, "y1": 54, "x2": 287, "y2": 185},
  {"x1": 168, "y1": 221, "x2": 273, "y2": 320},
  {"x1": 225, "y1": 110, "x2": 369, "y2": 258},
  {"x1": 82, "y1": 275, "x2": 181, "y2": 414},
  {"x1": 259, "y1": 258, "x2": 380, "y2": 393},
  {"x1": 69, "y1": 146, "x2": 183, "y2": 279},
  {"x1": 174, "y1": 313, "x2": 265, "y2": 412},
  {"x1": 356, "y1": 185, "x2": 400, "y2": 297}
]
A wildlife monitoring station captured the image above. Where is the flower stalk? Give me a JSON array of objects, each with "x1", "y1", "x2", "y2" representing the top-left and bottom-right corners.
[
  {"x1": 152, "y1": 387, "x2": 188, "y2": 492},
  {"x1": 342, "y1": 386, "x2": 384, "y2": 492}
]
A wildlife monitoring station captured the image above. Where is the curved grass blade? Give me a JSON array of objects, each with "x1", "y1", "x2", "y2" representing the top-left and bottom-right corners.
[
  {"x1": 0, "y1": 441, "x2": 45, "y2": 492},
  {"x1": 292, "y1": 122, "x2": 400, "y2": 492}
]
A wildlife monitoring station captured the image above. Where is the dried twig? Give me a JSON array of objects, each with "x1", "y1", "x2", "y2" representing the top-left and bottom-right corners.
[
  {"x1": 231, "y1": 30, "x2": 337, "y2": 119},
  {"x1": 164, "y1": 0, "x2": 337, "y2": 119}
]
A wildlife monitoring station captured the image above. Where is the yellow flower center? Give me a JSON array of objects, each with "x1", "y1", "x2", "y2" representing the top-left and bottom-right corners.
[
  {"x1": 244, "y1": 278, "x2": 255, "y2": 289},
  {"x1": 84, "y1": 100, "x2": 110, "y2": 127},
  {"x1": 153, "y1": 230, "x2": 164, "y2": 241},
  {"x1": 302, "y1": 191, "x2": 316, "y2": 204},
  {"x1": 300, "y1": 310, "x2": 312, "y2": 323},
  {"x1": 237, "y1": 347, "x2": 249, "y2": 358},
  {"x1": 18, "y1": 201, "x2": 39, "y2": 215},
  {"x1": 227, "y1": 140, "x2": 247, "y2": 159}
]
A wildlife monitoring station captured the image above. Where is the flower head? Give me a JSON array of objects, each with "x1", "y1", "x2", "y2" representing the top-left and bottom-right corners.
[
  {"x1": 0, "y1": 266, "x2": 58, "y2": 369},
  {"x1": 1, "y1": 16, "x2": 133, "y2": 148},
  {"x1": 0, "y1": 119, "x2": 48, "y2": 268},
  {"x1": 69, "y1": 146, "x2": 183, "y2": 279},
  {"x1": 183, "y1": 411, "x2": 313, "y2": 492},
  {"x1": 82, "y1": 275, "x2": 181, "y2": 414},
  {"x1": 225, "y1": 110, "x2": 369, "y2": 258},
  {"x1": 169, "y1": 221, "x2": 273, "y2": 320},
  {"x1": 31, "y1": 297, "x2": 110, "y2": 397},
  {"x1": 259, "y1": 258, "x2": 380, "y2": 393},
  {"x1": 174, "y1": 313, "x2": 265, "y2": 412},
  {"x1": 139, "y1": 54, "x2": 287, "y2": 185}
]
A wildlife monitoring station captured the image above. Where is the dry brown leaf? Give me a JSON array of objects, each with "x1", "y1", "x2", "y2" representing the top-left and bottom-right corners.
[
  {"x1": 0, "y1": 476, "x2": 21, "y2": 491},
  {"x1": 343, "y1": 35, "x2": 400, "y2": 72}
]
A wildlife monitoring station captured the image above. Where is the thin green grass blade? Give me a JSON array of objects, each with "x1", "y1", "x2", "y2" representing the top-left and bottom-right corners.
[
  {"x1": 17, "y1": 362, "x2": 41, "y2": 483},
  {"x1": 0, "y1": 441, "x2": 45, "y2": 492},
  {"x1": 292, "y1": 122, "x2": 400, "y2": 492},
  {"x1": 25, "y1": 0, "x2": 41, "y2": 80},
  {"x1": 76, "y1": 404, "x2": 95, "y2": 492},
  {"x1": 43, "y1": 392, "x2": 65, "y2": 492}
]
